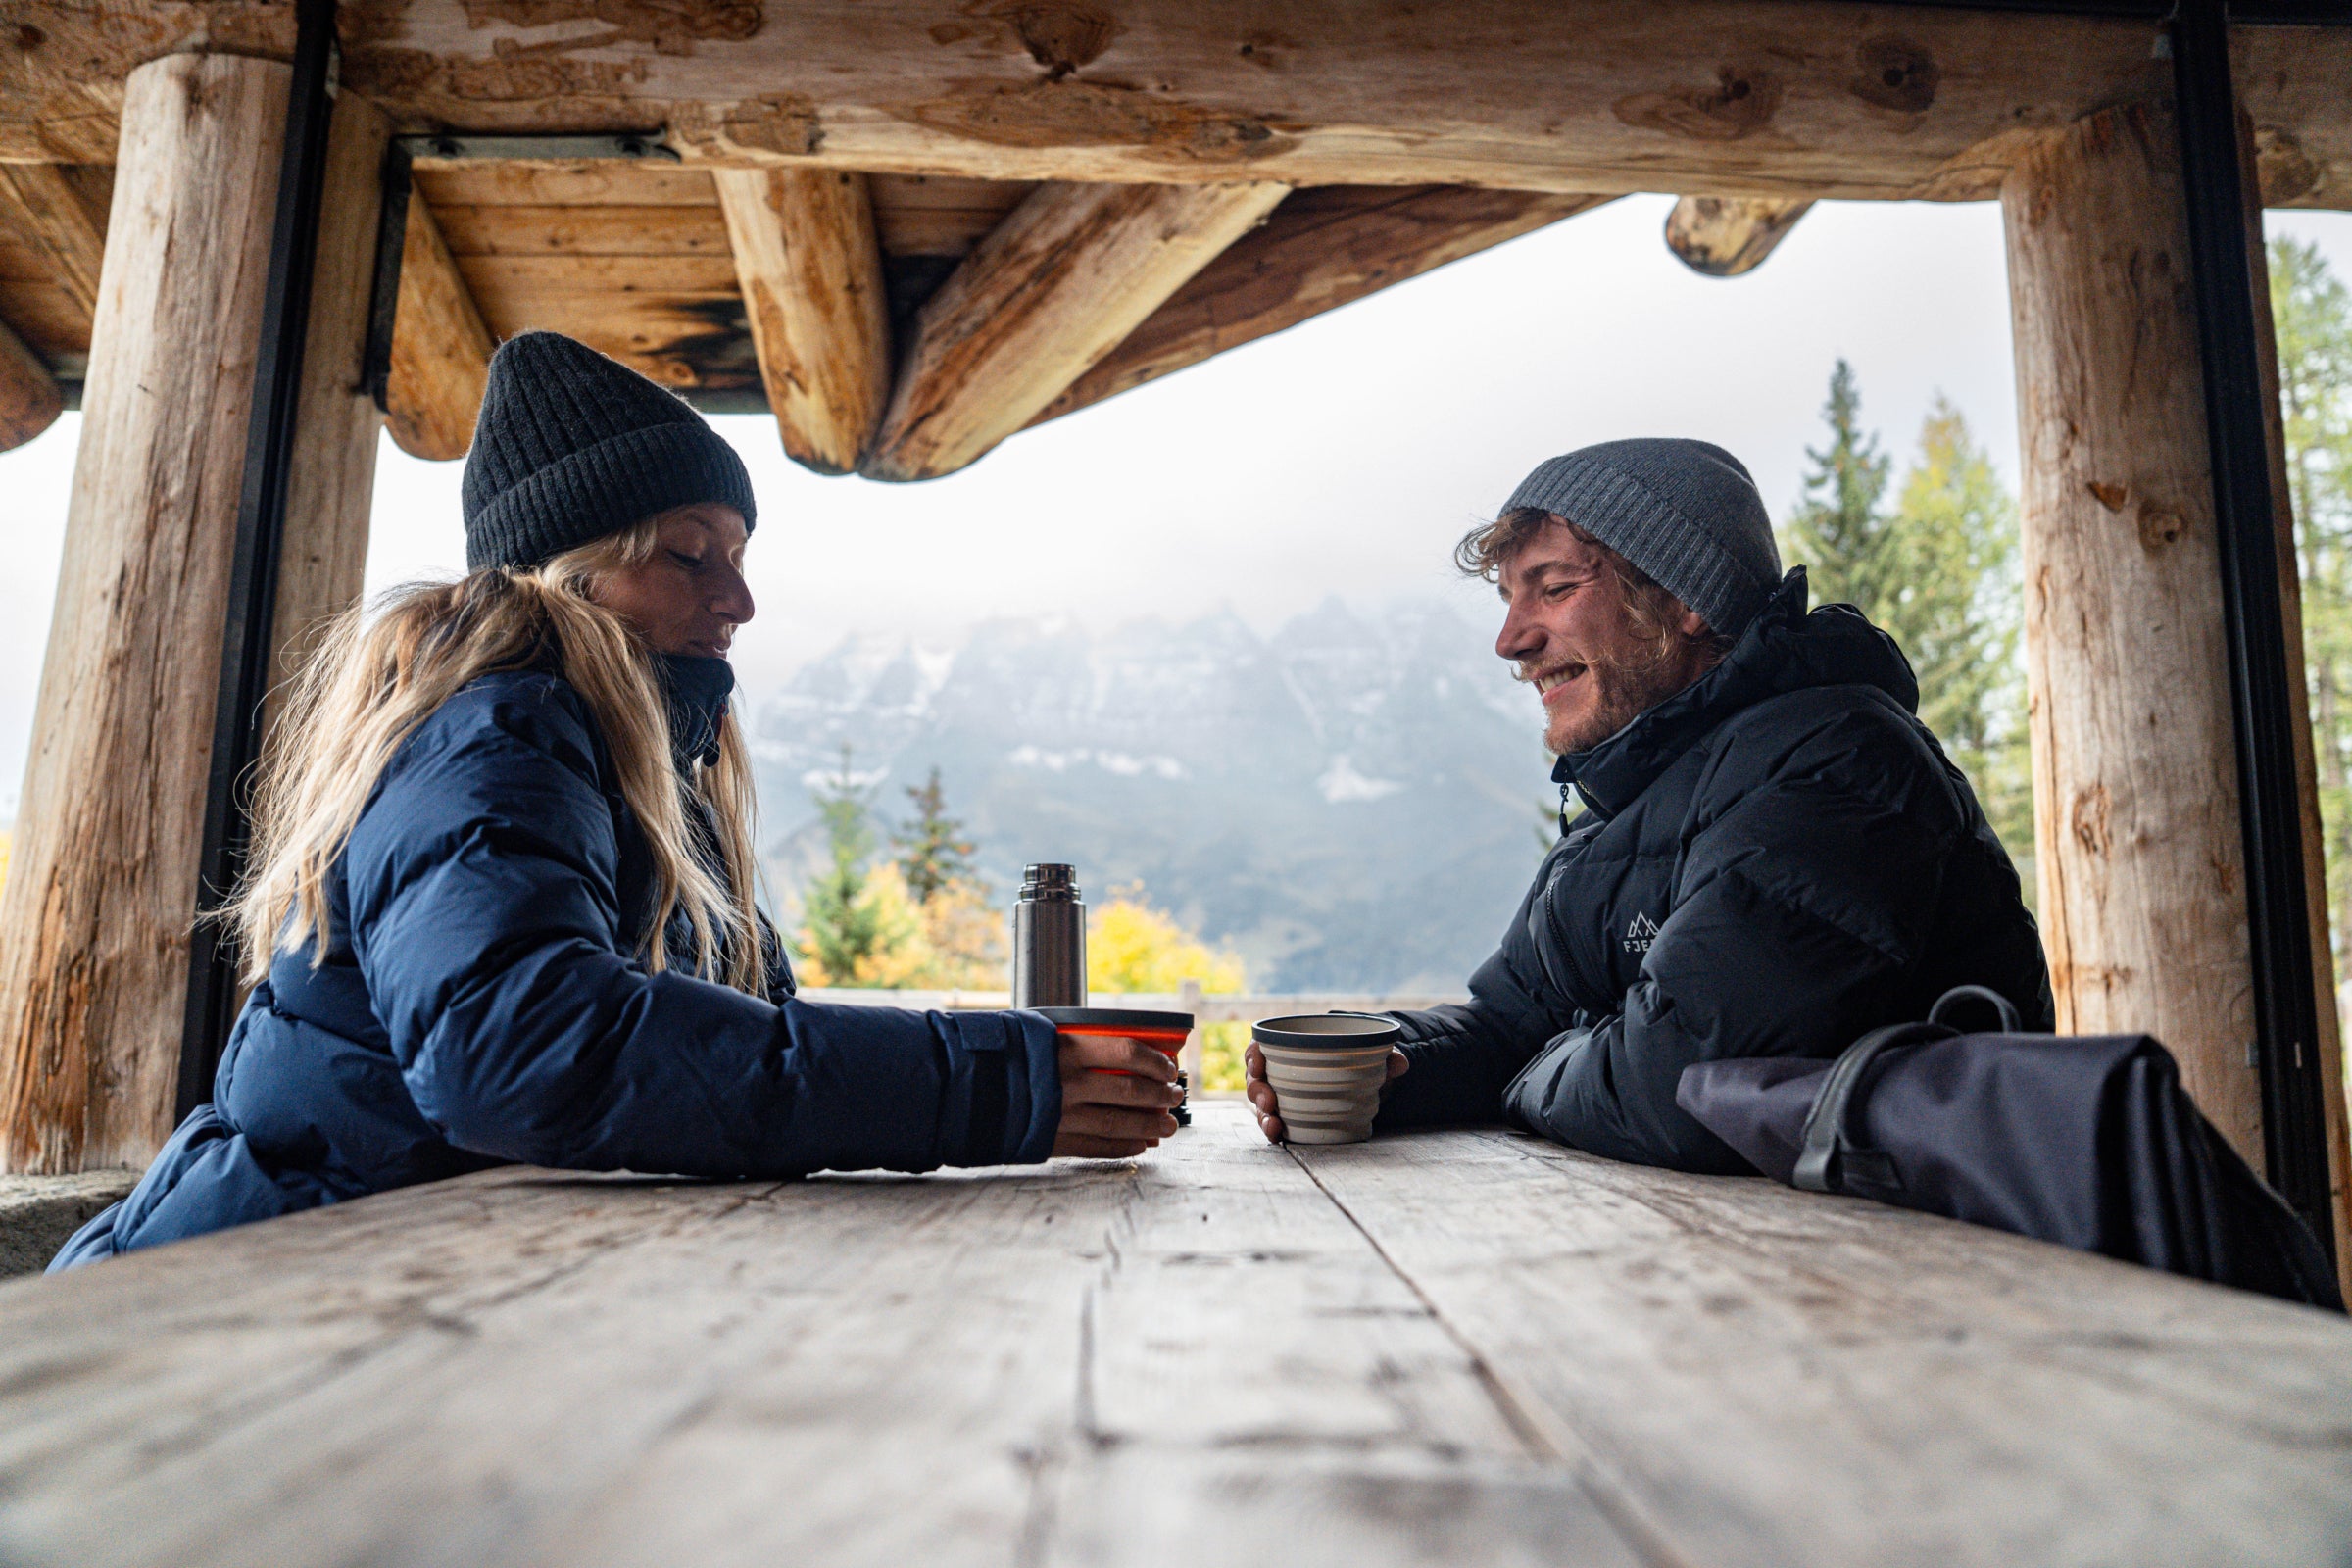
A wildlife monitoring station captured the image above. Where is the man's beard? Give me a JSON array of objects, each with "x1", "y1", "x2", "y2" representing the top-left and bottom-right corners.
[{"x1": 1527, "y1": 646, "x2": 1697, "y2": 755}]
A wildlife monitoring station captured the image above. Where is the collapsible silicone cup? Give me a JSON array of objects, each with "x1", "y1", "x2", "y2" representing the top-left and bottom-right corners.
[
  {"x1": 1252, "y1": 1014, "x2": 1398, "y2": 1145},
  {"x1": 1037, "y1": 1006, "x2": 1195, "y2": 1127}
]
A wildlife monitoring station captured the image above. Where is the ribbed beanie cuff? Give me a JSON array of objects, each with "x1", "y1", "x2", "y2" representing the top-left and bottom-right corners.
[
  {"x1": 1503, "y1": 439, "x2": 1780, "y2": 638},
  {"x1": 463, "y1": 331, "x2": 757, "y2": 572}
]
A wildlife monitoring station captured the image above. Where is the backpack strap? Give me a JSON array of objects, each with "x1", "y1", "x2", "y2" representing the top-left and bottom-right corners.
[
  {"x1": 1793, "y1": 1020, "x2": 1954, "y2": 1194},
  {"x1": 1928, "y1": 984, "x2": 2021, "y2": 1034}
]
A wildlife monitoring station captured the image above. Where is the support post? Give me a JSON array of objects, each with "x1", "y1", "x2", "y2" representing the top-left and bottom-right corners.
[
  {"x1": 2003, "y1": 102, "x2": 2264, "y2": 1158},
  {"x1": 0, "y1": 53, "x2": 290, "y2": 1172},
  {"x1": 384, "y1": 190, "x2": 493, "y2": 463}
]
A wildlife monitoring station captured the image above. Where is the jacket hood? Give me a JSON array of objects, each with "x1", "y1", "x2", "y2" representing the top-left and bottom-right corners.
[{"x1": 1554, "y1": 568, "x2": 1920, "y2": 819}]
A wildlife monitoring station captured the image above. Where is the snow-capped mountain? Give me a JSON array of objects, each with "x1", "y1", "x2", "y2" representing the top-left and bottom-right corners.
[{"x1": 750, "y1": 597, "x2": 1556, "y2": 990}]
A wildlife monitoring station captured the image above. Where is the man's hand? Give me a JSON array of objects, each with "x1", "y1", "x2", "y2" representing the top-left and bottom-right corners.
[
  {"x1": 1052, "y1": 1032, "x2": 1185, "y2": 1158},
  {"x1": 1246, "y1": 1041, "x2": 1409, "y2": 1145}
]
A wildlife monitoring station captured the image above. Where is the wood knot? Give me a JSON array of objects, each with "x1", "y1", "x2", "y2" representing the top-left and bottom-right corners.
[
  {"x1": 2086, "y1": 480, "x2": 2128, "y2": 512},
  {"x1": 1850, "y1": 36, "x2": 1937, "y2": 115},
  {"x1": 14, "y1": 23, "x2": 44, "y2": 51},
  {"x1": 984, "y1": 1, "x2": 1119, "y2": 78},
  {"x1": 2255, "y1": 128, "x2": 2321, "y2": 206},
  {"x1": 2071, "y1": 782, "x2": 2113, "y2": 858},
  {"x1": 1614, "y1": 62, "x2": 1782, "y2": 142},
  {"x1": 2135, "y1": 501, "x2": 2184, "y2": 553}
]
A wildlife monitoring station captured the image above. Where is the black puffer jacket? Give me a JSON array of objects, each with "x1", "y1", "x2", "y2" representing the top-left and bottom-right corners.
[{"x1": 1377, "y1": 569, "x2": 2052, "y2": 1173}]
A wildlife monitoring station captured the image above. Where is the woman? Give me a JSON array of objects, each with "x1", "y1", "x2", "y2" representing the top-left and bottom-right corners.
[{"x1": 53, "y1": 332, "x2": 1177, "y2": 1268}]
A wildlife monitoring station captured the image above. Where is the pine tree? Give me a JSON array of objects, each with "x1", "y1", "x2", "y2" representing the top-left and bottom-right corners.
[
  {"x1": 797, "y1": 745, "x2": 884, "y2": 983},
  {"x1": 1783, "y1": 359, "x2": 1897, "y2": 617},
  {"x1": 1779, "y1": 364, "x2": 2034, "y2": 891},
  {"x1": 893, "y1": 766, "x2": 978, "y2": 905}
]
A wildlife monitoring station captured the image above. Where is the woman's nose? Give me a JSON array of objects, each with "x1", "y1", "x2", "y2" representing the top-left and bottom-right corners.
[{"x1": 713, "y1": 564, "x2": 756, "y2": 625}]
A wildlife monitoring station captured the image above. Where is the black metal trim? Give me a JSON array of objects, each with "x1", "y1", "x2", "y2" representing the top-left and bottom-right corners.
[
  {"x1": 360, "y1": 136, "x2": 411, "y2": 414},
  {"x1": 178, "y1": 0, "x2": 340, "y2": 1118},
  {"x1": 2171, "y1": 0, "x2": 2337, "y2": 1262}
]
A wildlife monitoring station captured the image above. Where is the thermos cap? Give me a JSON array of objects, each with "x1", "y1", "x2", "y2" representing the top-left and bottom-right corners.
[{"x1": 1020, "y1": 863, "x2": 1080, "y2": 900}]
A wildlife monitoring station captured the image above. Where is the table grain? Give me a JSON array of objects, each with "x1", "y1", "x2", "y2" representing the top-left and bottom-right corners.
[{"x1": 2, "y1": 1103, "x2": 2347, "y2": 1567}]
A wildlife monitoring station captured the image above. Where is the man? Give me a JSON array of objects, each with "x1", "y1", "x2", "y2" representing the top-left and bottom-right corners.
[{"x1": 1248, "y1": 437, "x2": 2051, "y2": 1172}]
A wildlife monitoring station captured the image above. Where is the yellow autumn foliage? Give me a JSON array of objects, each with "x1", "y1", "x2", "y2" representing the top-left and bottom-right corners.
[
  {"x1": 1086, "y1": 888, "x2": 1246, "y2": 995},
  {"x1": 795, "y1": 864, "x2": 1006, "y2": 990}
]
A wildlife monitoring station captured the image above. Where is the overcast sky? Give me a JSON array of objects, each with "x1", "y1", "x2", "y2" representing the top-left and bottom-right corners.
[{"x1": 2, "y1": 196, "x2": 2348, "y2": 811}]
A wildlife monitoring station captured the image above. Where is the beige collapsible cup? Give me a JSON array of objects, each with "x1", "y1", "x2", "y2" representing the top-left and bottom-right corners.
[{"x1": 1252, "y1": 1013, "x2": 1401, "y2": 1145}]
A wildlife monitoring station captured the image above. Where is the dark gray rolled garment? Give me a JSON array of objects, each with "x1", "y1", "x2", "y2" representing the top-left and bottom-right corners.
[{"x1": 1371, "y1": 567, "x2": 2053, "y2": 1173}]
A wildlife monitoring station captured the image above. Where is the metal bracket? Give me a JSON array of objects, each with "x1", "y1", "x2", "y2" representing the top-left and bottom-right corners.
[{"x1": 394, "y1": 132, "x2": 679, "y2": 163}]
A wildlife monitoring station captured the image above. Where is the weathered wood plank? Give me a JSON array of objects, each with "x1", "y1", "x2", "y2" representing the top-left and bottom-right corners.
[
  {"x1": 1294, "y1": 1126, "x2": 2352, "y2": 1568},
  {"x1": 1661, "y1": 195, "x2": 1814, "y2": 277},
  {"x1": 2002, "y1": 103, "x2": 2264, "y2": 1163},
  {"x1": 713, "y1": 168, "x2": 890, "y2": 475},
  {"x1": 453, "y1": 253, "x2": 743, "y2": 296},
  {"x1": 0, "y1": 164, "x2": 106, "y2": 322},
  {"x1": 1031, "y1": 185, "x2": 1609, "y2": 428},
  {"x1": 868, "y1": 173, "x2": 1035, "y2": 257},
  {"x1": 0, "y1": 284, "x2": 87, "y2": 364},
  {"x1": 410, "y1": 160, "x2": 718, "y2": 209},
  {"x1": 0, "y1": 1107, "x2": 1640, "y2": 1567},
  {"x1": 0, "y1": 314, "x2": 61, "y2": 450},
  {"x1": 385, "y1": 194, "x2": 493, "y2": 463},
  {"x1": 432, "y1": 204, "x2": 734, "y2": 257},
  {"x1": 0, "y1": 52, "x2": 288, "y2": 1172},
  {"x1": 864, "y1": 179, "x2": 1287, "y2": 482}
]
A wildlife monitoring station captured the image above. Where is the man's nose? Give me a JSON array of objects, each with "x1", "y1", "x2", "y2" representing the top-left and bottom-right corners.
[{"x1": 1495, "y1": 598, "x2": 1542, "y2": 662}]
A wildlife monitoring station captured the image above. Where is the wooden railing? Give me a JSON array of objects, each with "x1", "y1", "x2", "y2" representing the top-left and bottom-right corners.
[{"x1": 796, "y1": 984, "x2": 1468, "y2": 1085}]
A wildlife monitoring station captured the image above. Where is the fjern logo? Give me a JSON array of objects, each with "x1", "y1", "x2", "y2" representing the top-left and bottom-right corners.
[{"x1": 1622, "y1": 912, "x2": 1659, "y2": 954}]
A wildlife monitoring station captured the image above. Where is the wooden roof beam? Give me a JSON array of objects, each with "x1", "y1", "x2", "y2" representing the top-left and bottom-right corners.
[
  {"x1": 385, "y1": 192, "x2": 493, "y2": 462},
  {"x1": 1031, "y1": 186, "x2": 1612, "y2": 429},
  {"x1": 862, "y1": 180, "x2": 1286, "y2": 482},
  {"x1": 1663, "y1": 196, "x2": 1816, "y2": 278},
  {"x1": 0, "y1": 165, "x2": 106, "y2": 321},
  {"x1": 0, "y1": 317, "x2": 62, "y2": 451},
  {"x1": 6, "y1": 8, "x2": 2351, "y2": 206},
  {"x1": 712, "y1": 168, "x2": 890, "y2": 476}
]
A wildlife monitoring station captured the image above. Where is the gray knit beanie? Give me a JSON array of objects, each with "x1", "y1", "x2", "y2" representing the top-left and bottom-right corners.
[
  {"x1": 463, "y1": 331, "x2": 756, "y2": 572},
  {"x1": 1502, "y1": 438, "x2": 1781, "y2": 638}
]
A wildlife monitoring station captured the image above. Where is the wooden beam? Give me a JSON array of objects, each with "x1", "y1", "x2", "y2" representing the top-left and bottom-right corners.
[
  {"x1": 0, "y1": 52, "x2": 288, "y2": 1174},
  {"x1": 1031, "y1": 186, "x2": 1608, "y2": 428},
  {"x1": 273, "y1": 90, "x2": 391, "y2": 725},
  {"x1": 2002, "y1": 103, "x2": 2263, "y2": 1166},
  {"x1": 1663, "y1": 195, "x2": 1815, "y2": 277},
  {"x1": 711, "y1": 168, "x2": 890, "y2": 475},
  {"x1": 863, "y1": 179, "x2": 1286, "y2": 482},
  {"x1": 0, "y1": 164, "x2": 107, "y2": 320},
  {"x1": 0, "y1": 315, "x2": 61, "y2": 451},
  {"x1": 385, "y1": 191, "x2": 492, "y2": 463},
  {"x1": 7, "y1": 6, "x2": 2352, "y2": 206}
]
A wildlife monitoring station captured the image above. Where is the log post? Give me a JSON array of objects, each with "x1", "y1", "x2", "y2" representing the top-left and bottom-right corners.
[
  {"x1": 0, "y1": 54, "x2": 288, "y2": 1173},
  {"x1": 2002, "y1": 102, "x2": 2264, "y2": 1161},
  {"x1": 272, "y1": 90, "x2": 391, "y2": 713}
]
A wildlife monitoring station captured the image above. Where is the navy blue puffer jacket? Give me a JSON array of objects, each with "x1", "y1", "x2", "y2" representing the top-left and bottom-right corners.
[
  {"x1": 1374, "y1": 569, "x2": 2052, "y2": 1172},
  {"x1": 53, "y1": 668, "x2": 1059, "y2": 1267}
]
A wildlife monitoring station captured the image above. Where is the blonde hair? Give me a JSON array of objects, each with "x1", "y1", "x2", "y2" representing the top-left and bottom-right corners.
[{"x1": 228, "y1": 519, "x2": 762, "y2": 993}]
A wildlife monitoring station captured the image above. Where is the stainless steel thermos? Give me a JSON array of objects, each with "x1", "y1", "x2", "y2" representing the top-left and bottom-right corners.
[{"x1": 1012, "y1": 863, "x2": 1086, "y2": 1008}]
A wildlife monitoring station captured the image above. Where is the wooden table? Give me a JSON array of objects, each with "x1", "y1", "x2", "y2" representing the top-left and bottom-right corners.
[{"x1": 3, "y1": 1103, "x2": 2349, "y2": 1567}]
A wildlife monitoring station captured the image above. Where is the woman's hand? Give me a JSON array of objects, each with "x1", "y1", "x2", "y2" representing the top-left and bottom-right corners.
[
  {"x1": 1052, "y1": 1032, "x2": 1185, "y2": 1158},
  {"x1": 1246, "y1": 1042, "x2": 1409, "y2": 1145}
]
